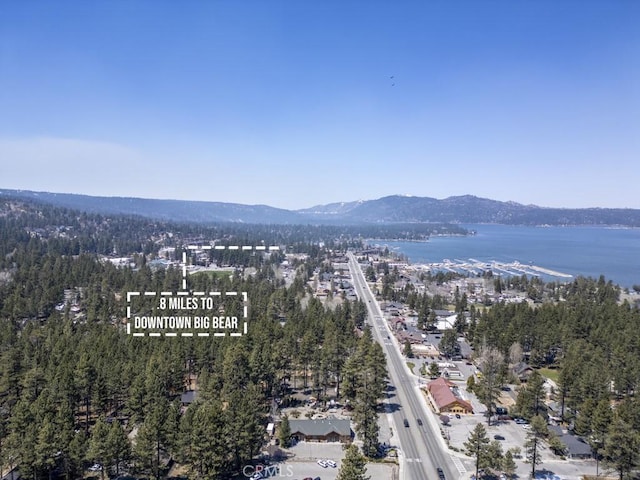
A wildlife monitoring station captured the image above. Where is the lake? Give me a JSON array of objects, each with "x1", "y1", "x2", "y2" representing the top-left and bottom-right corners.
[{"x1": 378, "y1": 224, "x2": 640, "y2": 289}]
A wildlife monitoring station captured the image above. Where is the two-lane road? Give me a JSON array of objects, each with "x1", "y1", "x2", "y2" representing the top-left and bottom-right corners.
[{"x1": 348, "y1": 253, "x2": 463, "y2": 480}]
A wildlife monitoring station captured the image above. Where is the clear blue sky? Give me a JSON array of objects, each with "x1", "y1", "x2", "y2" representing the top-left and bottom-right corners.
[{"x1": 1, "y1": 1, "x2": 638, "y2": 210}]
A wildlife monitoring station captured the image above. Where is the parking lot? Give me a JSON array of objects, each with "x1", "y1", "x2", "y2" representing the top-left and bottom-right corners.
[
  {"x1": 442, "y1": 412, "x2": 603, "y2": 480},
  {"x1": 279, "y1": 442, "x2": 395, "y2": 480},
  {"x1": 271, "y1": 460, "x2": 394, "y2": 480}
]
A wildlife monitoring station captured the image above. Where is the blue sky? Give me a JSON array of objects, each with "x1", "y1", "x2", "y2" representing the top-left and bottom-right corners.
[{"x1": 1, "y1": 1, "x2": 638, "y2": 210}]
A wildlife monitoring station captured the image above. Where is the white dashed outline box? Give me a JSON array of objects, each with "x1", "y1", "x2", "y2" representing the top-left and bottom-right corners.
[
  {"x1": 124, "y1": 244, "x2": 278, "y2": 337},
  {"x1": 126, "y1": 290, "x2": 248, "y2": 338}
]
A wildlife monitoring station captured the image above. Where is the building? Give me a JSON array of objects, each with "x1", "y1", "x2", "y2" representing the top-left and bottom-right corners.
[
  {"x1": 266, "y1": 422, "x2": 275, "y2": 437},
  {"x1": 180, "y1": 390, "x2": 197, "y2": 406},
  {"x1": 549, "y1": 426, "x2": 592, "y2": 459},
  {"x1": 432, "y1": 310, "x2": 458, "y2": 331},
  {"x1": 425, "y1": 377, "x2": 474, "y2": 415},
  {"x1": 512, "y1": 362, "x2": 534, "y2": 382},
  {"x1": 393, "y1": 318, "x2": 407, "y2": 331},
  {"x1": 1, "y1": 468, "x2": 20, "y2": 480},
  {"x1": 289, "y1": 418, "x2": 352, "y2": 443}
]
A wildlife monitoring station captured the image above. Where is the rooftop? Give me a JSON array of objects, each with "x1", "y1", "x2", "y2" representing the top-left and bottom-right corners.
[
  {"x1": 289, "y1": 417, "x2": 351, "y2": 437},
  {"x1": 427, "y1": 377, "x2": 473, "y2": 412}
]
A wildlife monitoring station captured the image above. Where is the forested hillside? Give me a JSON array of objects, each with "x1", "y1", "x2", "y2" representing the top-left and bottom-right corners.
[
  {"x1": 0, "y1": 198, "x2": 381, "y2": 480},
  {"x1": 7, "y1": 188, "x2": 640, "y2": 227}
]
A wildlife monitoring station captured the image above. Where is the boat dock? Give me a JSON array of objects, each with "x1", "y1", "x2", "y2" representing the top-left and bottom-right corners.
[{"x1": 414, "y1": 259, "x2": 573, "y2": 280}]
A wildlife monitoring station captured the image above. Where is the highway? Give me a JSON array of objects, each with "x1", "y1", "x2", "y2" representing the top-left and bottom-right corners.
[{"x1": 348, "y1": 252, "x2": 464, "y2": 480}]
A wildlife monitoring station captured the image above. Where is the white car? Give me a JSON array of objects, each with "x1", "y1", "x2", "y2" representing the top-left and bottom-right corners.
[
  {"x1": 317, "y1": 459, "x2": 328, "y2": 468},
  {"x1": 326, "y1": 460, "x2": 337, "y2": 468}
]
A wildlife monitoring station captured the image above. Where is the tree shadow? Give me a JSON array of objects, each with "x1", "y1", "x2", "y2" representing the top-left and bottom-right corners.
[
  {"x1": 532, "y1": 468, "x2": 563, "y2": 480},
  {"x1": 384, "y1": 402, "x2": 402, "y2": 413}
]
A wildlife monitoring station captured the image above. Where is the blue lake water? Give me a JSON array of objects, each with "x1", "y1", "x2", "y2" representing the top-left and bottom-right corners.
[{"x1": 378, "y1": 224, "x2": 640, "y2": 288}]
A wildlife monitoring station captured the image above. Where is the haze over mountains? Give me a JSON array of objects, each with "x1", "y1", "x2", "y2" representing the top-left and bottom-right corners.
[{"x1": 2, "y1": 188, "x2": 640, "y2": 227}]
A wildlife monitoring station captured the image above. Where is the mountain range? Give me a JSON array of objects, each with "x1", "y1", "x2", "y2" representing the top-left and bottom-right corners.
[{"x1": 2, "y1": 188, "x2": 640, "y2": 227}]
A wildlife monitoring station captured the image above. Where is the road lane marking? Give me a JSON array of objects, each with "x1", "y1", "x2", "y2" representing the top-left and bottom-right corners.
[{"x1": 451, "y1": 455, "x2": 467, "y2": 473}]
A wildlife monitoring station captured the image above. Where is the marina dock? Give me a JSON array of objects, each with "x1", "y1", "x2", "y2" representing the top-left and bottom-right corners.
[{"x1": 414, "y1": 259, "x2": 573, "y2": 280}]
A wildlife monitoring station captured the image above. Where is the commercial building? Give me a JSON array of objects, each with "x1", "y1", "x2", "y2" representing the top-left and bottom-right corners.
[
  {"x1": 425, "y1": 377, "x2": 474, "y2": 415},
  {"x1": 289, "y1": 418, "x2": 353, "y2": 443}
]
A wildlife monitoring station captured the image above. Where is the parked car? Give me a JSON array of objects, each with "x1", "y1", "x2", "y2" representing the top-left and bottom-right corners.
[
  {"x1": 326, "y1": 460, "x2": 337, "y2": 467},
  {"x1": 437, "y1": 467, "x2": 446, "y2": 480},
  {"x1": 403, "y1": 418, "x2": 410, "y2": 427},
  {"x1": 317, "y1": 459, "x2": 328, "y2": 468},
  {"x1": 417, "y1": 418, "x2": 423, "y2": 426},
  {"x1": 494, "y1": 434, "x2": 505, "y2": 440},
  {"x1": 455, "y1": 413, "x2": 461, "y2": 419}
]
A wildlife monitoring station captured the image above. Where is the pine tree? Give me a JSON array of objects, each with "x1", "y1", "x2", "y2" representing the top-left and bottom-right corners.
[
  {"x1": 352, "y1": 402, "x2": 379, "y2": 458},
  {"x1": 574, "y1": 397, "x2": 596, "y2": 436},
  {"x1": 548, "y1": 434, "x2": 567, "y2": 457},
  {"x1": 187, "y1": 401, "x2": 229, "y2": 479},
  {"x1": 485, "y1": 440, "x2": 504, "y2": 470},
  {"x1": 106, "y1": 420, "x2": 131, "y2": 477},
  {"x1": 54, "y1": 401, "x2": 77, "y2": 478},
  {"x1": 403, "y1": 340, "x2": 414, "y2": 358},
  {"x1": 502, "y1": 450, "x2": 516, "y2": 478},
  {"x1": 224, "y1": 385, "x2": 265, "y2": 471},
  {"x1": 336, "y1": 444, "x2": 370, "y2": 480},
  {"x1": 279, "y1": 415, "x2": 291, "y2": 448},
  {"x1": 439, "y1": 329, "x2": 458, "y2": 358},
  {"x1": 163, "y1": 402, "x2": 181, "y2": 456},
  {"x1": 134, "y1": 419, "x2": 157, "y2": 478},
  {"x1": 343, "y1": 330, "x2": 387, "y2": 457},
  {"x1": 75, "y1": 354, "x2": 96, "y2": 433},
  {"x1": 524, "y1": 415, "x2": 547, "y2": 479},
  {"x1": 35, "y1": 416, "x2": 58, "y2": 479},
  {"x1": 299, "y1": 331, "x2": 316, "y2": 389},
  {"x1": 515, "y1": 370, "x2": 546, "y2": 419},
  {"x1": 87, "y1": 416, "x2": 110, "y2": 480},
  {"x1": 68, "y1": 431, "x2": 89, "y2": 480},
  {"x1": 602, "y1": 418, "x2": 640, "y2": 480},
  {"x1": 134, "y1": 403, "x2": 167, "y2": 480},
  {"x1": 475, "y1": 345, "x2": 504, "y2": 426},
  {"x1": 463, "y1": 423, "x2": 490, "y2": 479}
]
